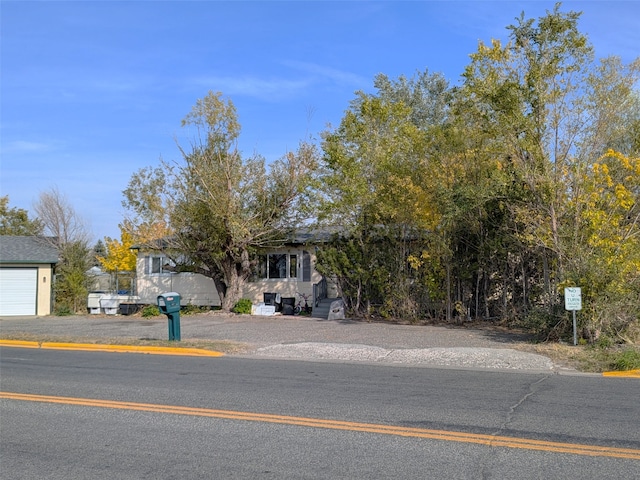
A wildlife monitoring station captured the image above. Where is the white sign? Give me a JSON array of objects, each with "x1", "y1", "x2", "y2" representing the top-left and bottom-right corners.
[{"x1": 564, "y1": 287, "x2": 582, "y2": 311}]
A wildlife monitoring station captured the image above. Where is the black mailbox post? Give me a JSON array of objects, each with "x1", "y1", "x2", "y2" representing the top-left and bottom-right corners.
[{"x1": 157, "y1": 292, "x2": 181, "y2": 341}]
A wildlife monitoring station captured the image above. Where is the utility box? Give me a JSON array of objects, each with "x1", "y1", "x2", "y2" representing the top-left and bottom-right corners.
[{"x1": 157, "y1": 292, "x2": 181, "y2": 341}]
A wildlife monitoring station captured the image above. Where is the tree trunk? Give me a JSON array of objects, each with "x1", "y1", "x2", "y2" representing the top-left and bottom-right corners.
[
  {"x1": 218, "y1": 249, "x2": 251, "y2": 312},
  {"x1": 220, "y1": 262, "x2": 241, "y2": 312},
  {"x1": 475, "y1": 270, "x2": 481, "y2": 321},
  {"x1": 543, "y1": 253, "x2": 552, "y2": 314},
  {"x1": 212, "y1": 276, "x2": 228, "y2": 309},
  {"x1": 445, "y1": 263, "x2": 452, "y2": 322}
]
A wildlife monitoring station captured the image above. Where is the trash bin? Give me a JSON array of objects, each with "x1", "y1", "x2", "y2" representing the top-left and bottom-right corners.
[
  {"x1": 263, "y1": 292, "x2": 276, "y2": 305},
  {"x1": 157, "y1": 292, "x2": 181, "y2": 341},
  {"x1": 281, "y1": 297, "x2": 295, "y2": 315},
  {"x1": 119, "y1": 303, "x2": 140, "y2": 315},
  {"x1": 264, "y1": 292, "x2": 282, "y2": 311}
]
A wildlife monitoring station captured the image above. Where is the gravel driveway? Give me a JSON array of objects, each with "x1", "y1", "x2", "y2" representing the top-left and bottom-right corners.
[{"x1": 0, "y1": 312, "x2": 562, "y2": 372}]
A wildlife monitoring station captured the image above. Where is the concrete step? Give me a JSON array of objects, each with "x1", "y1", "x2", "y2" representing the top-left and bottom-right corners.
[{"x1": 311, "y1": 298, "x2": 343, "y2": 319}]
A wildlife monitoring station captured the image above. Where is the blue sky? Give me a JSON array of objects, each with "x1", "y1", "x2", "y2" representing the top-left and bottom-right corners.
[{"x1": 2, "y1": 1, "x2": 639, "y2": 243}]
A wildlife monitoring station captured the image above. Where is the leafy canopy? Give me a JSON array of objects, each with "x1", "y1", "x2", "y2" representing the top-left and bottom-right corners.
[
  {"x1": 123, "y1": 91, "x2": 318, "y2": 310},
  {"x1": 0, "y1": 196, "x2": 43, "y2": 236}
]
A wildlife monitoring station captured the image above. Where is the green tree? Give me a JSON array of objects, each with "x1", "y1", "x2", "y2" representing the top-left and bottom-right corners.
[
  {"x1": 458, "y1": 3, "x2": 640, "y2": 337},
  {"x1": 124, "y1": 91, "x2": 318, "y2": 311},
  {"x1": 54, "y1": 241, "x2": 92, "y2": 313},
  {"x1": 0, "y1": 196, "x2": 43, "y2": 235},
  {"x1": 372, "y1": 70, "x2": 450, "y2": 128},
  {"x1": 92, "y1": 239, "x2": 107, "y2": 267},
  {"x1": 317, "y1": 4, "x2": 640, "y2": 336},
  {"x1": 318, "y1": 73, "x2": 450, "y2": 320}
]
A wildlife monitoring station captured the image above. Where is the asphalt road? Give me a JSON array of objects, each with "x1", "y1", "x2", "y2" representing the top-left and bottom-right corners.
[{"x1": 2, "y1": 347, "x2": 639, "y2": 479}]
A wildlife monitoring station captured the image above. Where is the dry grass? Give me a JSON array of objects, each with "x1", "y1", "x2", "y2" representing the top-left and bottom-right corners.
[
  {"x1": 514, "y1": 342, "x2": 640, "y2": 372},
  {"x1": 0, "y1": 332, "x2": 251, "y2": 354},
  {"x1": 422, "y1": 320, "x2": 640, "y2": 373}
]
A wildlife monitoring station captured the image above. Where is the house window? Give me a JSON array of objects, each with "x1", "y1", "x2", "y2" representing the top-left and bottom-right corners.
[
  {"x1": 151, "y1": 257, "x2": 163, "y2": 274},
  {"x1": 268, "y1": 254, "x2": 287, "y2": 279},
  {"x1": 256, "y1": 253, "x2": 299, "y2": 280},
  {"x1": 145, "y1": 256, "x2": 172, "y2": 275},
  {"x1": 289, "y1": 254, "x2": 297, "y2": 278}
]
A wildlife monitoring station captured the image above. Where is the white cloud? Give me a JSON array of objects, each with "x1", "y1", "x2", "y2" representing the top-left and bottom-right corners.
[
  {"x1": 1, "y1": 140, "x2": 55, "y2": 154},
  {"x1": 282, "y1": 61, "x2": 369, "y2": 88},
  {"x1": 189, "y1": 61, "x2": 368, "y2": 102},
  {"x1": 189, "y1": 75, "x2": 311, "y2": 101}
]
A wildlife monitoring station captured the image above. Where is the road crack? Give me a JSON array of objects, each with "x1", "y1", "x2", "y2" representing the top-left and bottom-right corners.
[
  {"x1": 497, "y1": 374, "x2": 550, "y2": 435},
  {"x1": 480, "y1": 374, "x2": 551, "y2": 479}
]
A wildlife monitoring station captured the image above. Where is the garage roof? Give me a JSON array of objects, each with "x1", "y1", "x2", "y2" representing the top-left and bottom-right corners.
[{"x1": 0, "y1": 236, "x2": 59, "y2": 264}]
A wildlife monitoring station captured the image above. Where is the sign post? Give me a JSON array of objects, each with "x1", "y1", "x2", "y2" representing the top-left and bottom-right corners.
[{"x1": 564, "y1": 287, "x2": 582, "y2": 346}]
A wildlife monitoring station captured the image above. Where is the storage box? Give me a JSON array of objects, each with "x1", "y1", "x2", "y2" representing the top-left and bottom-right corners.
[
  {"x1": 88, "y1": 293, "x2": 103, "y2": 314},
  {"x1": 100, "y1": 295, "x2": 119, "y2": 315},
  {"x1": 252, "y1": 303, "x2": 276, "y2": 316}
]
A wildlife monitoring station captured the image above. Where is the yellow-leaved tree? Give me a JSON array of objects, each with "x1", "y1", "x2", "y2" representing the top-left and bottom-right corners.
[
  {"x1": 98, "y1": 227, "x2": 137, "y2": 293},
  {"x1": 99, "y1": 229, "x2": 137, "y2": 272},
  {"x1": 568, "y1": 150, "x2": 640, "y2": 342}
]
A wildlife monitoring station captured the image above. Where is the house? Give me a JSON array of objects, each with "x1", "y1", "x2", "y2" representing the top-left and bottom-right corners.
[
  {"x1": 132, "y1": 229, "x2": 341, "y2": 316},
  {"x1": 0, "y1": 236, "x2": 59, "y2": 316}
]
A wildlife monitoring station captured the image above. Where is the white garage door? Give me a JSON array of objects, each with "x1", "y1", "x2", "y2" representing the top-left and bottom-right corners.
[{"x1": 0, "y1": 268, "x2": 38, "y2": 316}]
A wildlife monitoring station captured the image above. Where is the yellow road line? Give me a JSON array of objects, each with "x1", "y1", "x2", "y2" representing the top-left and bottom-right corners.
[
  {"x1": 2, "y1": 391, "x2": 639, "y2": 460},
  {"x1": 0, "y1": 340, "x2": 223, "y2": 357}
]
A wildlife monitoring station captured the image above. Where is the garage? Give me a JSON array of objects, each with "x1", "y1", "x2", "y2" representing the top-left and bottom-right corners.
[
  {"x1": 0, "y1": 236, "x2": 59, "y2": 317},
  {"x1": 0, "y1": 268, "x2": 38, "y2": 316}
]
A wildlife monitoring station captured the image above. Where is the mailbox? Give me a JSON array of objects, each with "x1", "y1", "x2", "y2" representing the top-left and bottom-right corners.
[
  {"x1": 157, "y1": 292, "x2": 181, "y2": 314},
  {"x1": 157, "y1": 292, "x2": 181, "y2": 341}
]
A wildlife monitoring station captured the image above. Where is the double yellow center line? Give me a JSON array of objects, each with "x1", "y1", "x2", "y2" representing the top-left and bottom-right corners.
[{"x1": 2, "y1": 391, "x2": 639, "y2": 460}]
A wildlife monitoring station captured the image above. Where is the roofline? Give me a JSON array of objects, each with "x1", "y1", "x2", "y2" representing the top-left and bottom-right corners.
[{"x1": 0, "y1": 260, "x2": 58, "y2": 265}]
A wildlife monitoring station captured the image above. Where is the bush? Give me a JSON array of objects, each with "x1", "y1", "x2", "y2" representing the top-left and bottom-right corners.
[
  {"x1": 232, "y1": 298, "x2": 253, "y2": 314},
  {"x1": 141, "y1": 305, "x2": 160, "y2": 317},
  {"x1": 181, "y1": 304, "x2": 209, "y2": 315},
  {"x1": 518, "y1": 305, "x2": 567, "y2": 340},
  {"x1": 54, "y1": 304, "x2": 74, "y2": 316}
]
